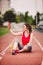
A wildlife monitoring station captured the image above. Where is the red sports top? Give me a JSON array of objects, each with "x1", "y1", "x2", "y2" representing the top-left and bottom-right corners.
[{"x1": 22, "y1": 32, "x2": 30, "y2": 46}]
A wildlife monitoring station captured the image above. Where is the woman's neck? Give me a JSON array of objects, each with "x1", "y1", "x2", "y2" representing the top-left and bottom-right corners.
[{"x1": 24, "y1": 31, "x2": 29, "y2": 37}]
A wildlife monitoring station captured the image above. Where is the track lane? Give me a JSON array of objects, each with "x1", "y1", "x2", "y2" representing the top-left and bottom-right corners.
[{"x1": 33, "y1": 30, "x2": 43, "y2": 47}]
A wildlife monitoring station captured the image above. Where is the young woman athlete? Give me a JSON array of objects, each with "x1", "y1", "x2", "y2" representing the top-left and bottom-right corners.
[{"x1": 8, "y1": 22, "x2": 33, "y2": 55}]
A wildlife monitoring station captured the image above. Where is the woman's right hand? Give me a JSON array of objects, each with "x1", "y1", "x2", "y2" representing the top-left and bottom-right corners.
[{"x1": 8, "y1": 22, "x2": 11, "y2": 29}]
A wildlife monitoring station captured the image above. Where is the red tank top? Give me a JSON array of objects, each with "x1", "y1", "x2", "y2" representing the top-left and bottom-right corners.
[{"x1": 22, "y1": 32, "x2": 30, "y2": 46}]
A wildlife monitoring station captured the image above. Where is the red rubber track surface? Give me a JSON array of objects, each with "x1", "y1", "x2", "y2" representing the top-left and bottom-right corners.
[{"x1": 33, "y1": 30, "x2": 43, "y2": 47}]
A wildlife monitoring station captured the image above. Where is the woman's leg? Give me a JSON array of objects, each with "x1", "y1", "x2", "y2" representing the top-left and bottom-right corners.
[
  {"x1": 18, "y1": 42, "x2": 23, "y2": 50},
  {"x1": 13, "y1": 38, "x2": 20, "y2": 50},
  {"x1": 12, "y1": 39, "x2": 19, "y2": 55},
  {"x1": 19, "y1": 44, "x2": 32, "y2": 53},
  {"x1": 26, "y1": 45, "x2": 32, "y2": 52},
  {"x1": 13, "y1": 41, "x2": 18, "y2": 50}
]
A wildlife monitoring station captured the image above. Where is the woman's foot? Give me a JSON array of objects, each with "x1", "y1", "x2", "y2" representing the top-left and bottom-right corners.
[
  {"x1": 12, "y1": 49, "x2": 19, "y2": 55},
  {"x1": 15, "y1": 50, "x2": 19, "y2": 53},
  {"x1": 12, "y1": 49, "x2": 16, "y2": 55}
]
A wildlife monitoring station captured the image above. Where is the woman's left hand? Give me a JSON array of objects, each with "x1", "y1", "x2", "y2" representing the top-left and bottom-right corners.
[{"x1": 23, "y1": 45, "x2": 27, "y2": 50}]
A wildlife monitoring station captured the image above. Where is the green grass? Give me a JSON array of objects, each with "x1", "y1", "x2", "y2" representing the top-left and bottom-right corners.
[{"x1": 0, "y1": 27, "x2": 9, "y2": 36}]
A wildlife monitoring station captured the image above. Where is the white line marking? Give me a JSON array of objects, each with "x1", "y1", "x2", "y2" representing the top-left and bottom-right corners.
[
  {"x1": 33, "y1": 36, "x2": 43, "y2": 51},
  {"x1": 0, "y1": 57, "x2": 2, "y2": 60},
  {"x1": 2, "y1": 52, "x2": 6, "y2": 56},
  {"x1": 0, "y1": 38, "x2": 15, "y2": 55},
  {"x1": 41, "y1": 59, "x2": 43, "y2": 65}
]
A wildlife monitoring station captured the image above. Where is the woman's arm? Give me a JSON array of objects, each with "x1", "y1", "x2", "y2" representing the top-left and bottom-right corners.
[
  {"x1": 19, "y1": 45, "x2": 27, "y2": 52},
  {"x1": 10, "y1": 29, "x2": 23, "y2": 36},
  {"x1": 27, "y1": 33, "x2": 33, "y2": 46},
  {"x1": 8, "y1": 22, "x2": 23, "y2": 36}
]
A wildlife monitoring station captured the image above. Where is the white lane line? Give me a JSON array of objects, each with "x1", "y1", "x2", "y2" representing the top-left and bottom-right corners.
[
  {"x1": 0, "y1": 38, "x2": 15, "y2": 56},
  {"x1": 2, "y1": 52, "x2": 6, "y2": 56},
  {"x1": 0, "y1": 52, "x2": 6, "y2": 60},
  {"x1": 41, "y1": 59, "x2": 43, "y2": 65},
  {"x1": 0, "y1": 57, "x2": 2, "y2": 60},
  {"x1": 33, "y1": 36, "x2": 43, "y2": 51}
]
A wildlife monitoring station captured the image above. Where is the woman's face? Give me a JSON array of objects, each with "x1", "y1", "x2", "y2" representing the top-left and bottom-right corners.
[
  {"x1": 23, "y1": 25, "x2": 29, "y2": 33},
  {"x1": 23, "y1": 25, "x2": 26, "y2": 31}
]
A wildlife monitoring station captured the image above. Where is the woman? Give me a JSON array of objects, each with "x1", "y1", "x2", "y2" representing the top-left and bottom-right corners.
[{"x1": 8, "y1": 22, "x2": 33, "y2": 55}]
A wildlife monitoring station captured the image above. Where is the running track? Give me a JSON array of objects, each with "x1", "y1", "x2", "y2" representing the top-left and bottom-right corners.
[{"x1": 0, "y1": 29, "x2": 43, "y2": 65}]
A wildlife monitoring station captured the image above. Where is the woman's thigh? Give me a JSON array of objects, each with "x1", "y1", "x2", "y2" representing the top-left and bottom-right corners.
[
  {"x1": 26, "y1": 44, "x2": 32, "y2": 52},
  {"x1": 18, "y1": 42, "x2": 23, "y2": 50},
  {"x1": 27, "y1": 46, "x2": 32, "y2": 52}
]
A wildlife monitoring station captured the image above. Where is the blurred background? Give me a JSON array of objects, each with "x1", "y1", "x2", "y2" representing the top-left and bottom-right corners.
[{"x1": 0, "y1": 0, "x2": 43, "y2": 36}]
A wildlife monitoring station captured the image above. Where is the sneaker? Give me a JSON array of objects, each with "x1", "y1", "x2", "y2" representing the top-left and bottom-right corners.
[
  {"x1": 12, "y1": 49, "x2": 16, "y2": 55},
  {"x1": 15, "y1": 50, "x2": 19, "y2": 53}
]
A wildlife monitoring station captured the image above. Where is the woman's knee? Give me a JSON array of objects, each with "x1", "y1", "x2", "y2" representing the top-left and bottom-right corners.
[
  {"x1": 18, "y1": 42, "x2": 23, "y2": 50},
  {"x1": 27, "y1": 46, "x2": 32, "y2": 52}
]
